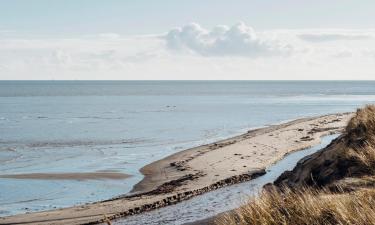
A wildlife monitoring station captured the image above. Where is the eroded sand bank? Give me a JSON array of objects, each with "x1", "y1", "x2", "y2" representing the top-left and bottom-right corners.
[{"x1": 0, "y1": 113, "x2": 353, "y2": 225}]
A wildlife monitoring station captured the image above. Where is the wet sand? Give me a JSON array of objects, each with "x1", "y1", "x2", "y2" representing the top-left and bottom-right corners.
[
  {"x1": 0, "y1": 172, "x2": 131, "y2": 181},
  {"x1": 0, "y1": 113, "x2": 353, "y2": 225}
]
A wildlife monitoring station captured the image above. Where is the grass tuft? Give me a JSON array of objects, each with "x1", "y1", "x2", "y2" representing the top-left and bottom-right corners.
[
  {"x1": 346, "y1": 105, "x2": 375, "y2": 148},
  {"x1": 218, "y1": 187, "x2": 375, "y2": 225}
]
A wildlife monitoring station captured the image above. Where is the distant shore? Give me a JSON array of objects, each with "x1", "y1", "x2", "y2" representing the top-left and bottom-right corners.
[{"x1": 0, "y1": 113, "x2": 352, "y2": 225}]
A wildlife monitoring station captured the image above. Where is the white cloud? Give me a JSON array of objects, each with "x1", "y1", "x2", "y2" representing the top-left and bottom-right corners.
[
  {"x1": 1, "y1": 25, "x2": 375, "y2": 80},
  {"x1": 165, "y1": 22, "x2": 293, "y2": 57},
  {"x1": 298, "y1": 32, "x2": 373, "y2": 42}
]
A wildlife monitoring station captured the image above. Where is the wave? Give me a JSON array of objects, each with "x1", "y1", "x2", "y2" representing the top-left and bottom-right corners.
[
  {"x1": 0, "y1": 138, "x2": 152, "y2": 149},
  {"x1": 74, "y1": 116, "x2": 126, "y2": 120},
  {"x1": 280, "y1": 94, "x2": 375, "y2": 102}
]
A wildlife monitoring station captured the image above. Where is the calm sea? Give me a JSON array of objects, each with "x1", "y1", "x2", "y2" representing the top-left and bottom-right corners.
[{"x1": 1, "y1": 81, "x2": 375, "y2": 216}]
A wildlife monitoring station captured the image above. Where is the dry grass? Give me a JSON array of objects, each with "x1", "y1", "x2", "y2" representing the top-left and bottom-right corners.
[
  {"x1": 348, "y1": 144, "x2": 375, "y2": 174},
  {"x1": 217, "y1": 105, "x2": 375, "y2": 225},
  {"x1": 346, "y1": 105, "x2": 375, "y2": 174},
  {"x1": 346, "y1": 105, "x2": 375, "y2": 148},
  {"x1": 218, "y1": 187, "x2": 375, "y2": 225}
]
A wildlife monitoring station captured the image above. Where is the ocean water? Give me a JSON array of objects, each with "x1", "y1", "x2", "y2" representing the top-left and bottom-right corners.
[{"x1": 0, "y1": 80, "x2": 375, "y2": 217}]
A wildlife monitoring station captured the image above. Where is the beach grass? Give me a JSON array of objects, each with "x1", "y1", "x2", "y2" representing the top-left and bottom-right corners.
[{"x1": 218, "y1": 187, "x2": 375, "y2": 225}]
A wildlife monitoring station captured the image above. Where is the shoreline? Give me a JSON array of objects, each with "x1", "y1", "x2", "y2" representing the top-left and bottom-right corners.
[
  {"x1": 130, "y1": 113, "x2": 350, "y2": 194},
  {"x1": 0, "y1": 113, "x2": 353, "y2": 225}
]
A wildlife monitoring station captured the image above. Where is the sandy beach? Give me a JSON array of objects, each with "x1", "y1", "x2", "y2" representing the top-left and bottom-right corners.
[{"x1": 0, "y1": 113, "x2": 353, "y2": 225}]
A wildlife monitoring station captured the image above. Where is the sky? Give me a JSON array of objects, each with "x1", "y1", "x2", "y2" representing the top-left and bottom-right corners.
[{"x1": 1, "y1": 0, "x2": 375, "y2": 80}]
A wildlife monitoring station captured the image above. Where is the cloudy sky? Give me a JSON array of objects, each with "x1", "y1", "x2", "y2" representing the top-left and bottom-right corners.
[{"x1": 1, "y1": 0, "x2": 375, "y2": 80}]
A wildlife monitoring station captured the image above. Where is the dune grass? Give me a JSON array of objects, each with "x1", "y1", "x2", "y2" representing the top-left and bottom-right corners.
[
  {"x1": 218, "y1": 187, "x2": 375, "y2": 225},
  {"x1": 346, "y1": 105, "x2": 375, "y2": 174},
  {"x1": 347, "y1": 105, "x2": 375, "y2": 147}
]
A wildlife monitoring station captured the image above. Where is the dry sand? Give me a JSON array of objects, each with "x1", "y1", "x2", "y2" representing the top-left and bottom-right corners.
[{"x1": 0, "y1": 113, "x2": 353, "y2": 225}]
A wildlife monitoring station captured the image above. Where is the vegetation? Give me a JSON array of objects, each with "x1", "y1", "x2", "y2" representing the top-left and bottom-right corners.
[{"x1": 218, "y1": 187, "x2": 375, "y2": 225}]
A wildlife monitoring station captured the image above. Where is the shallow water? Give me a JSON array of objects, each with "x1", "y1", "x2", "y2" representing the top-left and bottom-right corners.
[
  {"x1": 115, "y1": 134, "x2": 339, "y2": 225},
  {"x1": 1, "y1": 81, "x2": 375, "y2": 216}
]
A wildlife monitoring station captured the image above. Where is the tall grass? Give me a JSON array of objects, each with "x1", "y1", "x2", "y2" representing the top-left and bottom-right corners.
[
  {"x1": 346, "y1": 105, "x2": 375, "y2": 174},
  {"x1": 218, "y1": 187, "x2": 375, "y2": 225},
  {"x1": 346, "y1": 105, "x2": 375, "y2": 148}
]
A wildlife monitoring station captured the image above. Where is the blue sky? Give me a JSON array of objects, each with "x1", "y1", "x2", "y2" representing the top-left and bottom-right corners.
[
  {"x1": 1, "y1": 0, "x2": 375, "y2": 35},
  {"x1": 0, "y1": 1, "x2": 375, "y2": 80}
]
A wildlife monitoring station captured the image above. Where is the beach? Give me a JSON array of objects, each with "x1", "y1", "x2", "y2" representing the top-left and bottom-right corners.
[
  {"x1": 0, "y1": 112, "x2": 352, "y2": 225},
  {"x1": 2, "y1": 80, "x2": 374, "y2": 217},
  {"x1": 2, "y1": 1, "x2": 375, "y2": 224}
]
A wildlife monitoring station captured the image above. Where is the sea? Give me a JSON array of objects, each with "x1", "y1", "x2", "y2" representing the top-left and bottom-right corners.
[{"x1": 1, "y1": 80, "x2": 375, "y2": 217}]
